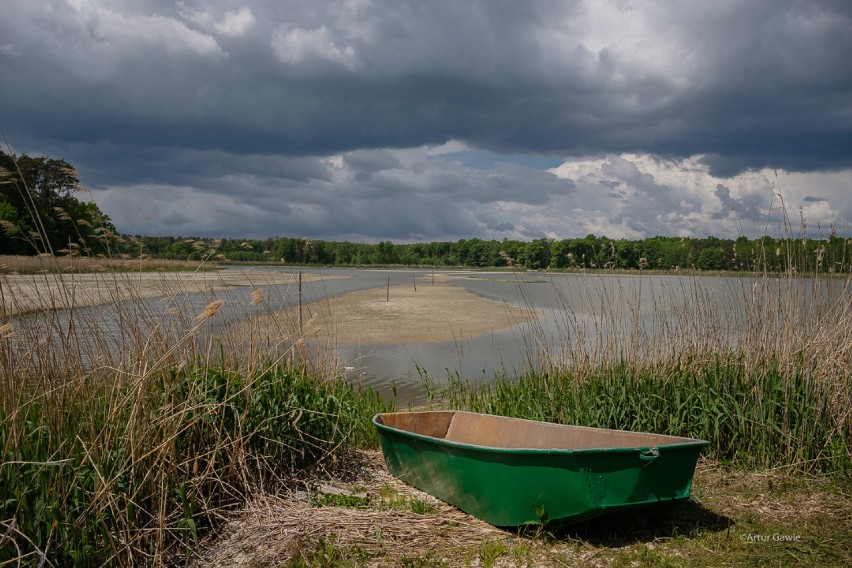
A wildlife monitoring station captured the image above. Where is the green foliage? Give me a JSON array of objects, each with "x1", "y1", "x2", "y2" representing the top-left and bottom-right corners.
[
  {"x1": 0, "y1": 365, "x2": 390, "y2": 565},
  {"x1": 438, "y1": 356, "x2": 851, "y2": 474},
  {"x1": 284, "y1": 538, "x2": 371, "y2": 568},
  {"x1": 0, "y1": 150, "x2": 116, "y2": 256},
  {"x1": 697, "y1": 246, "x2": 725, "y2": 270},
  {"x1": 518, "y1": 238, "x2": 551, "y2": 270},
  {"x1": 312, "y1": 492, "x2": 372, "y2": 508},
  {"x1": 120, "y1": 232, "x2": 852, "y2": 275}
]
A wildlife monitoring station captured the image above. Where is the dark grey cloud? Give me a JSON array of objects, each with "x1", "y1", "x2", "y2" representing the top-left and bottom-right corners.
[
  {"x1": 1, "y1": 0, "x2": 850, "y2": 241},
  {"x1": 712, "y1": 184, "x2": 735, "y2": 220}
]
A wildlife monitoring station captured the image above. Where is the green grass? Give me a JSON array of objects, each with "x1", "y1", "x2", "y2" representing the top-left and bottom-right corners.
[
  {"x1": 222, "y1": 454, "x2": 850, "y2": 567},
  {"x1": 312, "y1": 493, "x2": 372, "y2": 508},
  {"x1": 0, "y1": 364, "x2": 391, "y2": 566},
  {"x1": 7, "y1": 328, "x2": 839, "y2": 564},
  {"x1": 434, "y1": 354, "x2": 850, "y2": 474},
  {"x1": 2, "y1": 255, "x2": 849, "y2": 565},
  {"x1": 21, "y1": 351, "x2": 833, "y2": 566},
  {"x1": 375, "y1": 485, "x2": 438, "y2": 515},
  {"x1": 311, "y1": 484, "x2": 438, "y2": 515}
]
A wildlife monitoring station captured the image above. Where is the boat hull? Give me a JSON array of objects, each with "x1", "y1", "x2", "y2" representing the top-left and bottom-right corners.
[{"x1": 373, "y1": 411, "x2": 708, "y2": 526}]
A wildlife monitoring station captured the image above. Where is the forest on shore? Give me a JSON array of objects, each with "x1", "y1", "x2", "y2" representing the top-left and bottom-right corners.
[
  {"x1": 135, "y1": 231, "x2": 849, "y2": 273},
  {"x1": 2, "y1": 149, "x2": 849, "y2": 273}
]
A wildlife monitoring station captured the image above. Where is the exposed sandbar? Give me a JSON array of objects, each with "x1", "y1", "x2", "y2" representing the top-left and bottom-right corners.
[{"x1": 254, "y1": 279, "x2": 536, "y2": 345}]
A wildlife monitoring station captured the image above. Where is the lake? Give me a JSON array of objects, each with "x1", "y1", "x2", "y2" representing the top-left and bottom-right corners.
[
  {"x1": 238, "y1": 268, "x2": 847, "y2": 403},
  {"x1": 10, "y1": 267, "x2": 846, "y2": 405}
]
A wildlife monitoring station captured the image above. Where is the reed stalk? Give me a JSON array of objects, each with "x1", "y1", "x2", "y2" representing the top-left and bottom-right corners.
[
  {"x1": 0, "y1": 260, "x2": 389, "y2": 566},
  {"x1": 432, "y1": 264, "x2": 851, "y2": 475}
]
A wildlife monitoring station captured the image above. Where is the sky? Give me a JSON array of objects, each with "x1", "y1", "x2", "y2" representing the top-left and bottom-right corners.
[{"x1": 1, "y1": 0, "x2": 851, "y2": 242}]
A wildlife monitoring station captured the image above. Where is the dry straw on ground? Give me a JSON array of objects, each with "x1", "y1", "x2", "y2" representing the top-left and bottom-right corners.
[
  {"x1": 193, "y1": 451, "x2": 852, "y2": 567},
  {"x1": 192, "y1": 451, "x2": 510, "y2": 566}
]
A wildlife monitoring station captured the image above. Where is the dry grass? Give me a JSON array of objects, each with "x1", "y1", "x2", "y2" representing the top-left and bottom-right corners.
[
  {"x1": 0, "y1": 265, "x2": 310, "y2": 375},
  {"x1": 193, "y1": 451, "x2": 852, "y2": 567},
  {"x1": 521, "y1": 270, "x2": 852, "y2": 392},
  {"x1": 0, "y1": 254, "x2": 212, "y2": 274},
  {"x1": 0, "y1": 253, "x2": 362, "y2": 565},
  {"x1": 194, "y1": 450, "x2": 524, "y2": 567},
  {"x1": 196, "y1": 494, "x2": 506, "y2": 566}
]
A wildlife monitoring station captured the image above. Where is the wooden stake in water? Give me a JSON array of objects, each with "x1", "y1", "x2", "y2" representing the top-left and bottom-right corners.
[{"x1": 413, "y1": 274, "x2": 417, "y2": 292}]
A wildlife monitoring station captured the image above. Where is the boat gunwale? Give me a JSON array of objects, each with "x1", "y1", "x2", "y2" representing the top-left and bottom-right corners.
[{"x1": 372, "y1": 411, "x2": 710, "y2": 456}]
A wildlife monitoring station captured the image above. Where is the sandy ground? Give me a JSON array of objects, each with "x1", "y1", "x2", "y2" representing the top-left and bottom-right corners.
[
  {"x1": 245, "y1": 277, "x2": 536, "y2": 344},
  {"x1": 0, "y1": 269, "x2": 327, "y2": 316},
  {"x1": 4, "y1": 269, "x2": 536, "y2": 345}
]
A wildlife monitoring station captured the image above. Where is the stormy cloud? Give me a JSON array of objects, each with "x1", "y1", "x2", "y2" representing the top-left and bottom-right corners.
[{"x1": 1, "y1": 0, "x2": 850, "y2": 240}]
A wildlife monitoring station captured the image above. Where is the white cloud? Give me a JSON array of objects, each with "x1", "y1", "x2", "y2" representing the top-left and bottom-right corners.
[
  {"x1": 215, "y1": 7, "x2": 255, "y2": 37},
  {"x1": 777, "y1": 170, "x2": 852, "y2": 236},
  {"x1": 532, "y1": 0, "x2": 697, "y2": 93},
  {"x1": 91, "y1": 145, "x2": 851, "y2": 242},
  {"x1": 66, "y1": 0, "x2": 224, "y2": 57},
  {"x1": 549, "y1": 154, "x2": 852, "y2": 239},
  {"x1": 184, "y1": 6, "x2": 256, "y2": 38},
  {"x1": 425, "y1": 139, "x2": 471, "y2": 156},
  {"x1": 270, "y1": 25, "x2": 359, "y2": 68}
]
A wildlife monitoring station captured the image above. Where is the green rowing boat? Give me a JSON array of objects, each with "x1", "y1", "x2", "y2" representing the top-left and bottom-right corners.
[{"x1": 374, "y1": 410, "x2": 708, "y2": 526}]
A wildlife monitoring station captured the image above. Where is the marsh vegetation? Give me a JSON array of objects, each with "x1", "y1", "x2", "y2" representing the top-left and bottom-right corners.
[
  {"x1": 1, "y1": 252, "x2": 849, "y2": 565},
  {"x1": 0, "y1": 151, "x2": 849, "y2": 566}
]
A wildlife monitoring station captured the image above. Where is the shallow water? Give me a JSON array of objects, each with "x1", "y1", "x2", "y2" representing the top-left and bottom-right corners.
[
  {"x1": 330, "y1": 270, "x2": 847, "y2": 403},
  {"x1": 10, "y1": 267, "x2": 847, "y2": 405}
]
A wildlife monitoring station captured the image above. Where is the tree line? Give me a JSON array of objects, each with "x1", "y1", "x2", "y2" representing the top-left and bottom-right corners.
[
  {"x1": 129, "y1": 233, "x2": 850, "y2": 274},
  {"x1": 2, "y1": 150, "x2": 848, "y2": 274}
]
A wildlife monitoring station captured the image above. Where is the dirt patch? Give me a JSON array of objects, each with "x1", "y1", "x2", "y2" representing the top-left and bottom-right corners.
[{"x1": 246, "y1": 276, "x2": 536, "y2": 345}]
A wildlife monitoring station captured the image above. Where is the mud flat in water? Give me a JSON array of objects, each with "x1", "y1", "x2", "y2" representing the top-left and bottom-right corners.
[{"x1": 242, "y1": 275, "x2": 537, "y2": 345}]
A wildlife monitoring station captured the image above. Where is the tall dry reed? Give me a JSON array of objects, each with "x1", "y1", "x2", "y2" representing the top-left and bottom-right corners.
[
  {"x1": 0, "y1": 258, "x2": 385, "y2": 566},
  {"x1": 436, "y1": 262, "x2": 851, "y2": 473}
]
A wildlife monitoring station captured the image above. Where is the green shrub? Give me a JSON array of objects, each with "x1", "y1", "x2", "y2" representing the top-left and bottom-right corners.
[
  {"x1": 0, "y1": 365, "x2": 389, "y2": 566},
  {"x1": 439, "y1": 355, "x2": 850, "y2": 473}
]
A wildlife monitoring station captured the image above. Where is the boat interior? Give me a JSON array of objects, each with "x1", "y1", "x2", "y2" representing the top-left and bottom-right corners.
[{"x1": 375, "y1": 411, "x2": 701, "y2": 450}]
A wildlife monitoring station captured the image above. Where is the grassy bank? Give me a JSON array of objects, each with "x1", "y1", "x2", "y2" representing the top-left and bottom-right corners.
[
  {"x1": 1, "y1": 254, "x2": 850, "y2": 565},
  {"x1": 0, "y1": 254, "x2": 217, "y2": 275},
  {"x1": 197, "y1": 450, "x2": 850, "y2": 567},
  {"x1": 0, "y1": 363, "x2": 389, "y2": 565},
  {"x1": 0, "y1": 260, "x2": 392, "y2": 565},
  {"x1": 434, "y1": 355, "x2": 850, "y2": 473}
]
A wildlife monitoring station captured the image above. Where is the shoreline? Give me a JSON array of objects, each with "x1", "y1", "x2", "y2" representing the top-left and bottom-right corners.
[
  {"x1": 3, "y1": 269, "x2": 539, "y2": 346},
  {"x1": 0, "y1": 269, "x2": 331, "y2": 317}
]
